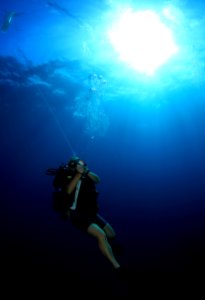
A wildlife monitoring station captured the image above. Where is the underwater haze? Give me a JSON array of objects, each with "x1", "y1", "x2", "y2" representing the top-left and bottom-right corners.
[{"x1": 1, "y1": 0, "x2": 205, "y2": 296}]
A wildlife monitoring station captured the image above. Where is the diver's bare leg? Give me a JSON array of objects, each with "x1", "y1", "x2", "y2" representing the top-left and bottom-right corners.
[{"x1": 87, "y1": 223, "x2": 120, "y2": 269}]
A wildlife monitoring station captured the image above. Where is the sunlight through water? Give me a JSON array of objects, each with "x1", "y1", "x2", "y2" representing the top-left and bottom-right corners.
[{"x1": 108, "y1": 8, "x2": 179, "y2": 75}]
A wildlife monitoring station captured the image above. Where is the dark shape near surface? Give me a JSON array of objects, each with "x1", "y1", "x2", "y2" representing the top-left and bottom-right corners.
[
  {"x1": 46, "y1": 1, "x2": 84, "y2": 25},
  {"x1": 1, "y1": 11, "x2": 24, "y2": 32}
]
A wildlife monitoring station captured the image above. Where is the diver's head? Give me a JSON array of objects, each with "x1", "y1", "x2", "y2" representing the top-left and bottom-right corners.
[
  {"x1": 68, "y1": 156, "x2": 86, "y2": 169},
  {"x1": 68, "y1": 156, "x2": 80, "y2": 169}
]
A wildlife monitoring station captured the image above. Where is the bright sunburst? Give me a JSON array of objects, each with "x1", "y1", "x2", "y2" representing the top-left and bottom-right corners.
[{"x1": 108, "y1": 9, "x2": 179, "y2": 75}]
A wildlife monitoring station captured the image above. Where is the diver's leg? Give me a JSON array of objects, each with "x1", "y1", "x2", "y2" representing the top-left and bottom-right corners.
[
  {"x1": 87, "y1": 223, "x2": 120, "y2": 269},
  {"x1": 103, "y1": 222, "x2": 116, "y2": 239},
  {"x1": 103, "y1": 222, "x2": 124, "y2": 256}
]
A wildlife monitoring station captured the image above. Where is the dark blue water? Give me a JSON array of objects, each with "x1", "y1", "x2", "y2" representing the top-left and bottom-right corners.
[{"x1": 1, "y1": 0, "x2": 205, "y2": 297}]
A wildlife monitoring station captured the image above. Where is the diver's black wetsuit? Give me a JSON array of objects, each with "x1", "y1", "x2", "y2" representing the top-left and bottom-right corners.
[{"x1": 53, "y1": 166, "x2": 107, "y2": 231}]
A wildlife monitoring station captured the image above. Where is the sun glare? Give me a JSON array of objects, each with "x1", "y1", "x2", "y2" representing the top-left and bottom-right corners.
[{"x1": 108, "y1": 9, "x2": 179, "y2": 75}]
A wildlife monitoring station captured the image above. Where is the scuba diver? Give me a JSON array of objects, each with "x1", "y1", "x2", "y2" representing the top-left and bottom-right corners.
[{"x1": 46, "y1": 155, "x2": 126, "y2": 275}]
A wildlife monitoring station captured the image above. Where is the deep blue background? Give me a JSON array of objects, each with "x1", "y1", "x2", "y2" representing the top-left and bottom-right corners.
[{"x1": 1, "y1": 0, "x2": 205, "y2": 297}]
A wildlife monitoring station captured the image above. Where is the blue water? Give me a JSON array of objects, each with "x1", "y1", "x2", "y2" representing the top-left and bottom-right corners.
[{"x1": 1, "y1": 0, "x2": 205, "y2": 296}]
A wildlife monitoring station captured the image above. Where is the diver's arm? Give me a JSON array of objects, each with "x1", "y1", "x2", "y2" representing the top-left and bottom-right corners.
[
  {"x1": 86, "y1": 171, "x2": 100, "y2": 184},
  {"x1": 66, "y1": 173, "x2": 82, "y2": 194},
  {"x1": 83, "y1": 164, "x2": 100, "y2": 184}
]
